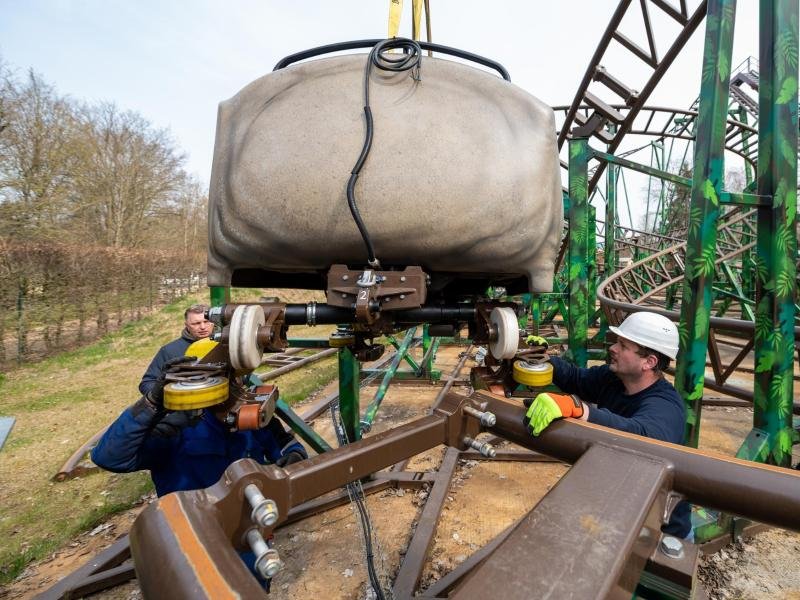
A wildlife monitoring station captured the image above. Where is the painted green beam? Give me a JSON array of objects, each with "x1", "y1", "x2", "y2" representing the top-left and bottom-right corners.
[
  {"x1": 567, "y1": 137, "x2": 590, "y2": 367},
  {"x1": 591, "y1": 150, "x2": 692, "y2": 189},
  {"x1": 338, "y1": 347, "x2": 361, "y2": 443},
  {"x1": 674, "y1": 0, "x2": 736, "y2": 448},
  {"x1": 750, "y1": 0, "x2": 798, "y2": 467},
  {"x1": 360, "y1": 327, "x2": 416, "y2": 433},
  {"x1": 209, "y1": 286, "x2": 229, "y2": 307}
]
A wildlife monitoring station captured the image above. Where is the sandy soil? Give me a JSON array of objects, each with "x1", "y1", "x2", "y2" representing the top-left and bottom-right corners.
[{"x1": 2, "y1": 348, "x2": 799, "y2": 600}]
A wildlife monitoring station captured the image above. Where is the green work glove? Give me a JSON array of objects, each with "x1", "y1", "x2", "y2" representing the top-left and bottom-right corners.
[
  {"x1": 525, "y1": 335, "x2": 549, "y2": 349},
  {"x1": 523, "y1": 392, "x2": 584, "y2": 436}
]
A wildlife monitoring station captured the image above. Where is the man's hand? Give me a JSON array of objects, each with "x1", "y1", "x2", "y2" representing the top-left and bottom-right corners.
[
  {"x1": 276, "y1": 450, "x2": 306, "y2": 467},
  {"x1": 525, "y1": 335, "x2": 549, "y2": 349},
  {"x1": 150, "y1": 410, "x2": 203, "y2": 438},
  {"x1": 145, "y1": 355, "x2": 197, "y2": 410},
  {"x1": 523, "y1": 392, "x2": 584, "y2": 436}
]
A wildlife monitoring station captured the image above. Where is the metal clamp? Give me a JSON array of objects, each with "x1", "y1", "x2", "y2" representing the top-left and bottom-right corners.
[{"x1": 306, "y1": 301, "x2": 317, "y2": 326}]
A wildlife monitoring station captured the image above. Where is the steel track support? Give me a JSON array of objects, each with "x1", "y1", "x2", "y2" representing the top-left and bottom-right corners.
[
  {"x1": 209, "y1": 286, "x2": 229, "y2": 307},
  {"x1": 601, "y1": 161, "x2": 618, "y2": 339},
  {"x1": 360, "y1": 327, "x2": 415, "y2": 433},
  {"x1": 338, "y1": 346, "x2": 361, "y2": 443},
  {"x1": 568, "y1": 136, "x2": 591, "y2": 367},
  {"x1": 674, "y1": 0, "x2": 737, "y2": 448},
  {"x1": 748, "y1": 0, "x2": 798, "y2": 466}
]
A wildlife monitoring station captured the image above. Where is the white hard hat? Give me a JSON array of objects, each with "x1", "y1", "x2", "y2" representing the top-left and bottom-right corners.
[{"x1": 609, "y1": 311, "x2": 679, "y2": 360}]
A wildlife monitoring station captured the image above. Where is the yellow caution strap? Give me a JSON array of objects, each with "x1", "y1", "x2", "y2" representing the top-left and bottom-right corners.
[
  {"x1": 389, "y1": 0, "x2": 424, "y2": 40},
  {"x1": 388, "y1": 0, "x2": 403, "y2": 38}
]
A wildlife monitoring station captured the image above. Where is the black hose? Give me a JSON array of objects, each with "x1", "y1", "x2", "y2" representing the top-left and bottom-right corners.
[
  {"x1": 329, "y1": 401, "x2": 387, "y2": 600},
  {"x1": 347, "y1": 37, "x2": 423, "y2": 269}
]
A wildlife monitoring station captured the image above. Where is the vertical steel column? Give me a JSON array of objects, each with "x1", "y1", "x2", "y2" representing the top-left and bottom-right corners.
[
  {"x1": 209, "y1": 286, "x2": 229, "y2": 307},
  {"x1": 605, "y1": 164, "x2": 618, "y2": 281},
  {"x1": 674, "y1": 0, "x2": 736, "y2": 447},
  {"x1": 568, "y1": 137, "x2": 590, "y2": 367},
  {"x1": 338, "y1": 347, "x2": 361, "y2": 443},
  {"x1": 588, "y1": 204, "x2": 598, "y2": 326},
  {"x1": 751, "y1": 0, "x2": 798, "y2": 466},
  {"x1": 422, "y1": 323, "x2": 434, "y2": 376}
]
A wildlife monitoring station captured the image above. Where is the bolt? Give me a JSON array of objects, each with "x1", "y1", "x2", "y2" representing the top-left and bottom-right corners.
[
  {"x1": 342, "y1": 274, "x2": 349, "y2": 280},
  {"x1": 400, "y1": 276, "x2": 406, "y2": 282},
  {"x1": 341, "y1": 293, "x2": 347, "y2": 298},
  {"x1": 244, "y1": 484, "x2": 279, "y2": 527},
  {"x1": 246, "y1": 529, "x2": 283, "y2": 579},
  {"x1": 258, "y1": 549, "x2": 284, "y2": 578},
  {"x1": 400, "y1": 294, "x2": 405, "y2": 299},
  {"x1": 463, "y1": 436, "x2": 496, "y2": 458},
  {"x1": 660, "y1": 535, "x2": 684, "y2": 559},
  {"x1": 463, "y1": 405, "x2": 497, "y2": 427}
]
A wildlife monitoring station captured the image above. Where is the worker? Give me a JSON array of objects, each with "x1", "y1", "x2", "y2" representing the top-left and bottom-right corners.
[
  {"x1": 92, "y1": 349, "x2": 307, "y2": 590},
  {"x1": 524, "y1": 311, "x2": 691, "y2": 539},
  {"x1": 138, "y1": 304, "x2": 213, "y2": 395},
  {"x1": 92, "y1": 354, "x2": 308, "y2": 495}
]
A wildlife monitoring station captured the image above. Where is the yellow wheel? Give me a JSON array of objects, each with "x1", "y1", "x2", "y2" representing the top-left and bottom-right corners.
[
  {"x1": 512, "y1": 360, "x2": 553, "y2": 387},
  {"x1": 164, "y1": 376, "x2": 229, "y2": 410}
]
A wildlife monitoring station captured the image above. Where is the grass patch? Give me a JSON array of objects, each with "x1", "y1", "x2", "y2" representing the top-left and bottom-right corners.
[
  {"x1": 277, "y1": 358, "x2": 339, "y2": 405},
  {"x1": 0, "y1": 472, "x2": 153, "y2": 584}
]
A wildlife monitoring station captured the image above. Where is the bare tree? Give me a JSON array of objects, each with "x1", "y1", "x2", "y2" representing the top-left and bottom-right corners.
[
  {"x1": 0, "y1": 69, "x2": 81, "y2": 240},
  {"x1": 72, "y1": 103, "x2": 186, "y2": 248}
]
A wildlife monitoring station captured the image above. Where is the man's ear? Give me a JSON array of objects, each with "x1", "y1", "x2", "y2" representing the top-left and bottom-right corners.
[{"x1": 642, "y1": 353, "x2": 659, "y2": 372}]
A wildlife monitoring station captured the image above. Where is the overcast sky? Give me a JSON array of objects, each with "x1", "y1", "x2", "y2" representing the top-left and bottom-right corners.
[{"x1": 1, "y1": 1, "x2": 761, "y2": 208}]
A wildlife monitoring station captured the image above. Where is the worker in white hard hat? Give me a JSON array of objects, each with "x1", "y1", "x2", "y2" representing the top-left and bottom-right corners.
[{"x1": 523, "y1": 311, "x2": 691, "y2": 540}]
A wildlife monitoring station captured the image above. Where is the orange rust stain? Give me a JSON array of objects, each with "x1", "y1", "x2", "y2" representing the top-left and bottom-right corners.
[{"x1": 159, "y1": 494, "x2": 240, "y2": 600}]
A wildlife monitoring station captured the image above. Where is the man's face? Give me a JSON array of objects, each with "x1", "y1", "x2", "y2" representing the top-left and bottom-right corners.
[
  {"x1": 608, "y1": 336, "x2": 650, "y2": 377},
  {"x1": 186, "y1": 311, "x2": 213, "y2": 339}
]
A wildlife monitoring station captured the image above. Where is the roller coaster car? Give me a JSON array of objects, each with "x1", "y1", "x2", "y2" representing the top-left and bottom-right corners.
[{"x1": 206, "y1": 41, "x2": 561, "y2": 318}]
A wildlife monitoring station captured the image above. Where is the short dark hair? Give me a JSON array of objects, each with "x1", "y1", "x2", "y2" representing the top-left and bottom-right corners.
[
  {"x1": 184, "y1": 304, "x2": 208, "y2": 320},
  {"x1": 634, "y1": 344, "x2": 670, "y2": 375}
]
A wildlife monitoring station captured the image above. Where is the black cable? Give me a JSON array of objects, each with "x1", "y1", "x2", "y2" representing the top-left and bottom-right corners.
[
  {"x1": 347, "y1": 37, "x2": 423, "y2": 269},
  {"x1": 330, "y1": 401, "x2": 387, "y2": 600}
]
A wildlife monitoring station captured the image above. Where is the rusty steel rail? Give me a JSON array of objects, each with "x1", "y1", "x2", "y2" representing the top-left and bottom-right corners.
[{"x1": 129, "y1": 390, "x2": 800, "y2": 599}]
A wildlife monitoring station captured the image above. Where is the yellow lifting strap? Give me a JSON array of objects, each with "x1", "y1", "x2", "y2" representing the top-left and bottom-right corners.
[{"x1": 388, "y1": 0, "x2": 426, "y2": 40}]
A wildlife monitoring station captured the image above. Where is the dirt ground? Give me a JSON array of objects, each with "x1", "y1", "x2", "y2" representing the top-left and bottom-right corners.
[{"x1": 2, "y1": 346, "x2": 799, "y2": 599}]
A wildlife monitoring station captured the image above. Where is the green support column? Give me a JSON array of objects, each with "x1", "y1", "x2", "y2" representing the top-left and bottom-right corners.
[
  {"x1": 588, "y1": 204, "x2": 598, "y2": 325},
  {"x1": 605, "y1": 165, "x2": 617, "y2": 283},
  {"x1": 598, "y1": 163, "x2": 618, "y2": 341},
  {"x1": 568, "y1": 137, "x2": 590, "y2": 367},
  {"x1": 750, "y1": 0, "x2": 798, "y2": 466},
  {"x1": 209, "y1": 286, "x2": 230, "y2": 307},
  {"x1": 338, "y1": 347, "x2": 361, "y2": 443},
  {"x1": 422, "y1": 324, "x2": 433, "y2": 376},
  {"x1": 530, "y1": 294, "x2": 541, "y2": 336},
  {"x1": 674, "y1": 0, "x2": 736, "y2": 447}
]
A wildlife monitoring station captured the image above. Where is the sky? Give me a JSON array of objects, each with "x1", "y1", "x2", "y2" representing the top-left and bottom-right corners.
[{"x1": 0, "y1": 1, "x2": 762, "y2": 224}]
